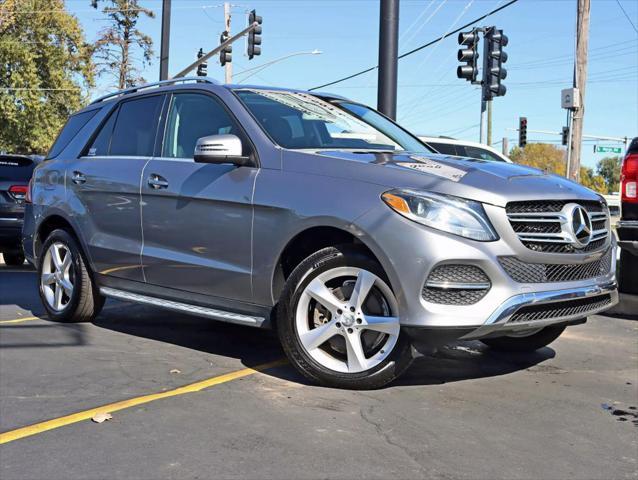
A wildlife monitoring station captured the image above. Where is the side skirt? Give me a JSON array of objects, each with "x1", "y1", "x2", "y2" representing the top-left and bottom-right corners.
[{"x1": 100, "y1": 287, "x2": 266, "y2": 328}]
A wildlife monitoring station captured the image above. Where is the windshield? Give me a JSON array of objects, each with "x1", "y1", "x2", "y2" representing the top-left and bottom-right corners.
[{"x1": 235, "y1": 89, "x2": 431, "y2": 153}]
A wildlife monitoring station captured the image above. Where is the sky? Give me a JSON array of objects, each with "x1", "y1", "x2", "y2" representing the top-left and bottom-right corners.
[{"x1": 67, "y1": 0, "x2": 638, "y2": 169}]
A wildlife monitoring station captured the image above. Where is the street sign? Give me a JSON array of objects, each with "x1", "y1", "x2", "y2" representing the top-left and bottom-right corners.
[{"x1": 594, "y1": 145, "x2": 623, "y2": 154}]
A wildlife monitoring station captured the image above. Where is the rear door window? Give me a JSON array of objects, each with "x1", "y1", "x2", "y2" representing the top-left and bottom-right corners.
[
  {"x1": 109, "y1": 95, "x2": 164, "y2": 157},
  {"x1": 48, "y1": 109, "x2": 98, "y2": 159}
]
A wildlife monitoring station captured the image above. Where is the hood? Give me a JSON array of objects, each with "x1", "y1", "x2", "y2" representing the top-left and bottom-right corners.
[{"x1": 282, "y1": 150, "x2": 599, "y2": 207}]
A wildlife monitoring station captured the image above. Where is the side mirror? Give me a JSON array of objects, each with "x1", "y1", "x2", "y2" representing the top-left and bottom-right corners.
[{"x1": 193, "y1": 134, "x2": 250, "y2": 166}]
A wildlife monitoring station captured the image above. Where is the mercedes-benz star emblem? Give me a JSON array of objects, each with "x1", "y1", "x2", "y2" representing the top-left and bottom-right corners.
[{"x1": 569, "y1": 204, "x2": 593, "y2": 247}]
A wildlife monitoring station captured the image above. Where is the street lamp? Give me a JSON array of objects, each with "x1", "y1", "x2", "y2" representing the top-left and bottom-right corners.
[{"x1": 234, "y1": 50, "x2": 322, "y2": 83}]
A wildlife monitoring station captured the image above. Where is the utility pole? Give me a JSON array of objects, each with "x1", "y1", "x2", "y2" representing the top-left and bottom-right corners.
[
  {"x1": 569, "y1": 0, "x2": 590, "y2": 181},
  {"x1": 502, "y1": 137, "x2": 508, "y2": 156},
  {"x1": 487, "y1": 100, "x2": 493, "y2": 145},
  {"x1": 377, "y1": 0, "x2": 399, "y2": 120},
  {"x1": 224, "y1": 2, "x2": 232, "y2": 83},
  {"x1": 159, "y1": 0, "x2": 171, "y2": 80}
]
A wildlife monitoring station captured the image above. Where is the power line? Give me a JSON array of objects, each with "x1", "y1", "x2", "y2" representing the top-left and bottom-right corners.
[
  {"x1": 615, "y1": 0, "x2": 638, "y2": 34},
  {"x1": 308, "y1": 0, "x2": 520, "y2": 91}
]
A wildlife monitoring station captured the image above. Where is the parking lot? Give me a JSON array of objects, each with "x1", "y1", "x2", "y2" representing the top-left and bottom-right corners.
[{"x1": 1, "y1": 259, "x2": 637, "y2": 480}]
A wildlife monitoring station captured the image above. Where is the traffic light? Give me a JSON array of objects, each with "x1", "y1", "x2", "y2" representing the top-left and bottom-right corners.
[
  {"x1": 561, "y1": 126, "x2": 569, "y2": 146},
  {"x1": 196, "y1": 48, "x2": 207, "y2": 76},
  {"x1": 220, "y1": 31, "x2": 232, "y2": 66},
  {"x1": 519, "y1": 117, "x2": 528, "y2": 148},
  {"x1": 456, "y1": 30, "x2": 479, "y2": 82},
  {"x1": 484, "y1": 27, "x2": 508, "y2": 99},
  {"x1": 247, "y1": 9, "x2": 262, "y2": 60}
]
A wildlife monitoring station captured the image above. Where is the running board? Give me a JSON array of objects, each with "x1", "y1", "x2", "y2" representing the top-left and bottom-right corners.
[{"x1": 100, "y1": 287, "x2": 265, "y2": 327}]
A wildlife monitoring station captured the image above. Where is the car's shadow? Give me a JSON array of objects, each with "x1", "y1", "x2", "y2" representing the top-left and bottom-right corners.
[{"x1": 93, "y1": 301, "x2": 554, "y2": 388}]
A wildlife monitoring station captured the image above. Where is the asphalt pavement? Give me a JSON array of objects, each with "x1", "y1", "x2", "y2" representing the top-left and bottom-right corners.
[{"x1": 1, "y1": 260, "x2": 637, "y2": 480}]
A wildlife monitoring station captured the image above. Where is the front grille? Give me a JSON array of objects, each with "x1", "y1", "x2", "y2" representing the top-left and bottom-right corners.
[
  {"x1": 508, "y1": 294, "x2": 612, "y2": 323},
  {"x1": 422, "y1": 264, "x2": 490, "y2": 305},
  {"x1": 499, "y1": 248, "x2": 612, "y2": 283},
  {"x1": 506, "y1": 200, "x2": 609, "y2": 254}
]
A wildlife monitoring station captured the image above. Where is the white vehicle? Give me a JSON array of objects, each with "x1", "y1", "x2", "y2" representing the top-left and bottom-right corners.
[{"x1": 419, "y1": 136, "x2": 512, "y2": 163}]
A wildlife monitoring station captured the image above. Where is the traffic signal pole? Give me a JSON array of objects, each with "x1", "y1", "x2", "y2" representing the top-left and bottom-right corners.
[
  {"x1": 377, "y1": 0, "x2": 399, "y2": 120},
  {"x1": 172, "y1": 22, "x2": 259, "y2": 79}
]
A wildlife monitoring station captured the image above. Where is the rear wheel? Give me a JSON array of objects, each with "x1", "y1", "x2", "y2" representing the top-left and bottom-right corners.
[
  {"x1": 277, "y1": 246, "x2": 414, "y2": 389},
  {"x1": 38, "y1": 229, "x2": 104, "y2": 322},
  {"x1": 480, "y1": 324, "x2": 566, "y2": 352},
  {"x1": 618, "y1": 249, "x2": 638, "y2": 294},
  {"x1": 2, "y1": 251, "x2": 25, "y2": 266}
]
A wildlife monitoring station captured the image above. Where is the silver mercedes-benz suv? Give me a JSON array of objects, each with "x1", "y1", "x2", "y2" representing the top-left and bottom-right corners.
[{"x1": 22, "y1": 78, "x2": 617, "y2": 389}]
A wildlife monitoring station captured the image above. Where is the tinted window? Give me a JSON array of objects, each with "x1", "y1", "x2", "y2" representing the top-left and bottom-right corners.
[
  {"x1": 87, "y1": 108, "x2": 117, "y2": 156},
  {"x1": 0, "y1": 156, "x2": 35, "y2": 182},
  {"x1": 162, "y1": 93, "x2": 240, "y2": 158},
  {"x1": 110, "y1": 95, "x2": 164, "y2": 157},
  {"x1": 48, "y1": 109, "x2": 98, "y2": 159},
  {"x1": 427, "y1": 142, "x2": 459, "y2": 156},
  {"x1": 236, "y1": 89, "x2": 430, "y2": 153},
  {"x1": 463, "y1": 146, "x2": 505, "y2": 162}
]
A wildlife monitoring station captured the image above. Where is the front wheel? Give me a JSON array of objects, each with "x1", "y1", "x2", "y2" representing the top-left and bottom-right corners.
[
  {"x1": 277, "y1": 246, "x2": 414, "y2": 390},
  {"x1": 37, "y1": 229, "x2": 104, "y2": 322},
  {"x1": 480, "y1": 324, "x2": 567, "y2": 352}
]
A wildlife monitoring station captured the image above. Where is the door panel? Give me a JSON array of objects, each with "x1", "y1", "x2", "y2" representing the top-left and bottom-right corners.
[
  {"x1": 66, "y1": 156, "x2": 148, "y2": 281},
  {"x1": 141, "y1": 160, "x2": 256, "y2": 302},
  {"x1": 66, "y1": 94, "x2": 165, "y2": 281}
]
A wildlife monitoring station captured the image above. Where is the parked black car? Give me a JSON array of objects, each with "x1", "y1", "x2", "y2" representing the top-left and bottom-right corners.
[
  {"x1": 618, "y1": 137, "x2": 638, "y2": 294},
  {"x1": 0, "y1": 154, "x2": 41, "y2": 266}
]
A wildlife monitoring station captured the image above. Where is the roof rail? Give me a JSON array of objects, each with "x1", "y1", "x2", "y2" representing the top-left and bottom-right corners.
[{"x1": 90, "y1": 77, "x2": 220, "y2": 105}]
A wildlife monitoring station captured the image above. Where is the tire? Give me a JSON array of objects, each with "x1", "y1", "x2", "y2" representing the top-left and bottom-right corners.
[
  {"x1": 480, "y1": 324, "x2": 567, "y2": 352},
  {"x1": 277, "y1": 245, "x2": 414, "y2": 389},
  {"x1": 3, "y1": 251, "x2": 25, "y2": 266},
  {"x1": 618, "y1": 248, "x2": 638, "y2": 294},
  {"x1": 37, "y1": 229, "x2": 104, "y2": 322}
]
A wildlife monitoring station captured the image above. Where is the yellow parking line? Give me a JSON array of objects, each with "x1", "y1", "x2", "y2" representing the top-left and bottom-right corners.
[
  {"x1": 0, "y1": 358, "x2": 288, "y2": 445},
  {"x1": 0, "y1": 316, "x2": 41, "y2": 325}
]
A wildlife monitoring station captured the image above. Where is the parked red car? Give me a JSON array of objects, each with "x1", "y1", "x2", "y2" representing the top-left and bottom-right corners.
[{"x1": 618, "y1": 137, "x2": 638, "y2": 293}]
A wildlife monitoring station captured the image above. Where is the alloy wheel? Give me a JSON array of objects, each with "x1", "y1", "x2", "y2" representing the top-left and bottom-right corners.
[
  {"x1": 295, "y1": 267, "x2": 400, "y2": 374},
  {"x1": 41, "y1": 242, "x2": 74, "y2": 311}
]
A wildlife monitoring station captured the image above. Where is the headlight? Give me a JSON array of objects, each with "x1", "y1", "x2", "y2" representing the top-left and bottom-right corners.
[{"x1": 381, "y1": 189, "x2": 498, "y2": 241}]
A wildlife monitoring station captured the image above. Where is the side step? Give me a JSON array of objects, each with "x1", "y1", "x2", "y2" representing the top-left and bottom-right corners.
[{"x1": 100, "y1": 287, "x2": 265, "y2": 327}]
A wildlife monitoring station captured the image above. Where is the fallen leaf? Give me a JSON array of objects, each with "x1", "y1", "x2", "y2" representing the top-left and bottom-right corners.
[
  {"x1": 170, "y1": 369, "x2": 181, "y2": 374},
  {"x1": 91, "y1": 412, "x2": 112, "y2": 424}
]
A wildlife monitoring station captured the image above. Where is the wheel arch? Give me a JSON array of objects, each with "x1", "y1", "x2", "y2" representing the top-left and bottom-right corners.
[
  {"x1": 271, "y1": 224, "x2": 394, "y2": 303},
  {"x1": 35, "y1": 213, "x2": 93, "y2": 268}
]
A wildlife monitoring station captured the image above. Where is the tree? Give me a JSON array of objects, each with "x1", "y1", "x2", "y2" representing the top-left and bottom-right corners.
[
  {"x1": 579, "y1": 166, "x2": 607, "y2": 194},
  {"x1": 596, "y1": 156, "x2": 621, "y2": 194},
  {"x1": 509, "y1": 143, "x2": 567, "y2": 176},
  {"x1": 91, "y1": 0, "x2": 155, "y2": 89},
  {"x1": 0, "y1": 0, "x2": 94, "y2": 154},
  {"x1": 509, "y1": 143, "x2": 607, "y2": 193}
]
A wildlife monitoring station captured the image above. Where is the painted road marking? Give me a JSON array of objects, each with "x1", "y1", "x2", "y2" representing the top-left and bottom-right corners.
[
  {"x1": 0, "y1": 316, "x2": 41, "y2": 325},
  {"x1": 0, "y1": 359, "x2": 288, "y2": 445}
]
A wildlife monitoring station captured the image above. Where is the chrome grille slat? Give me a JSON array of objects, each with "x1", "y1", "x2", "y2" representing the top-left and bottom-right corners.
[{"x1": 506, "y1": 200, "x2": 609, "y2": 254}]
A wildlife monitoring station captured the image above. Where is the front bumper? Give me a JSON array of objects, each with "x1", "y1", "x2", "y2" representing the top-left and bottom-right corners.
[{"x1": 355, "y1": 203, "x2": 618, "y2": 333}]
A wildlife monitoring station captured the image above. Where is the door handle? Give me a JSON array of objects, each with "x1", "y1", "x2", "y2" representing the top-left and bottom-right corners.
[
  {"x1": 147, "y1": 174, "x2": 169, "y2": 189},
  {"x1": 72, "y1": 171, "x2": 86, "y2": 184}
]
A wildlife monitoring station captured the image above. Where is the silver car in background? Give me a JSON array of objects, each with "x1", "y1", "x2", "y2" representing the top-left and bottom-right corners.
[{"x1": 22, "y1": 78, "x2": 617, "y2": 389}]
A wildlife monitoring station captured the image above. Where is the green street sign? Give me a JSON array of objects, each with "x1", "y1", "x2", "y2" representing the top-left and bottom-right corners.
[{"x1": 594, "y1": 145, "x2": 623, "y2": 154}]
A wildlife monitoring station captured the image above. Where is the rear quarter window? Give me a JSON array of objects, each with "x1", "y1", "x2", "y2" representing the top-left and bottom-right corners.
[{"x1": 47, "y1": 109, "x2": 99, "y2": 159}]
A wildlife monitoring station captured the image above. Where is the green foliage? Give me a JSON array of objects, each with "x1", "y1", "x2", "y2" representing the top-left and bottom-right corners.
[
  {"x1": 509, "y1": 143, "x2": 607, "y2": 194},
  {"x1": 91, "y1": 0, "x2": 155, "y2": 89},
  {"x1": 595, "y1": 156, "x2": 621, "y2": 194},
  {"x1": 0, "y1": 0, "x2": 94, "y2": 154}
]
